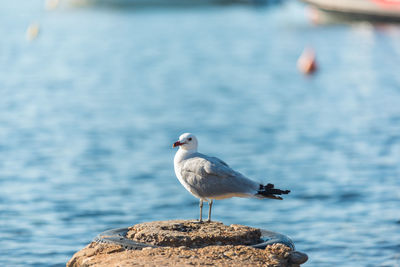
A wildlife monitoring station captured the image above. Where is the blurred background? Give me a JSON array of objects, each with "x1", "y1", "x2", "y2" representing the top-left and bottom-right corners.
[{"x1": 0, "y1": 0, "x2": 400, "y2": 266}]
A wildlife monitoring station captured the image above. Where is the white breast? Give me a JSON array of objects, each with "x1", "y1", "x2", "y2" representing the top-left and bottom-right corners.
[{"x1": 174, "y1": 149, "x2": 200, "y2": 198}]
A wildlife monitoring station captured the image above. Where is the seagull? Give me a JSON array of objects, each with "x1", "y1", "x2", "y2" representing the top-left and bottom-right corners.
[{"x1": 173, "y1": 133, "x2": 290, "y2": 222}]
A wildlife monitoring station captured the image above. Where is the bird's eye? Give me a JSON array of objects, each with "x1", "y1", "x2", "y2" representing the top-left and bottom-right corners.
[{"x1": 188, "y1": 138, "x2": 192, "y2": 141}]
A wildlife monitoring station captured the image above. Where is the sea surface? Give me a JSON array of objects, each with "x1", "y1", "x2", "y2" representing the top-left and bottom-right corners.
[{"x1": 1, "y1": 1, "x2": 400, "y2": 266}]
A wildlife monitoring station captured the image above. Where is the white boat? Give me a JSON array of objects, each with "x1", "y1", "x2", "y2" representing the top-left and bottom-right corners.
[
  {"x1": 302, "y1": 0, "x2": 400, "y2": 22},
  {"x1": 70, "y1": 0, "x2": 274, "y2": 7}
]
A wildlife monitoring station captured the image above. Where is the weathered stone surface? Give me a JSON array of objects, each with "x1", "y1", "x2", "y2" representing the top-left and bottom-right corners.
[
  {"x1": 67, "y1": 242, "x2": 296, "y2": 267},
  {"x1": 67, "y1": 220, "x2": 308, "y2": 267},
  {"x1": 126, "y1": 220, "x2": 262, "y2": 248}
]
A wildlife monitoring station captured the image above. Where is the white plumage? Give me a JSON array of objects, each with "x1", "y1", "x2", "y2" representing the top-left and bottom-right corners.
[{"x1": 173, "y1": 133, "x2": 290, "y2": 222}]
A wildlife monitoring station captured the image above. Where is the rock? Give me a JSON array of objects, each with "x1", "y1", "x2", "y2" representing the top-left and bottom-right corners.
[
  {"x1": 67, "y1": 220, "x2": 308, "y2": 267},
  {"x1": 126, "y1": 220, "x2": 261, "y2": 248}
]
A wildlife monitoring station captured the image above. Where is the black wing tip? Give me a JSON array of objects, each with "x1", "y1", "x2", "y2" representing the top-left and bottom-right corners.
[
  {"x1": 255, "y1": 193, "x2": 284, "y2": 200},
  {"x1": 265, "y1": 183, "x2": 274, "y2": 189},
  {"x1": 258, "y1": 183, "x2": 291, "y2": 199},
  {"x1": 283, "y1": 190, "x2": 291, "y2": 194}
]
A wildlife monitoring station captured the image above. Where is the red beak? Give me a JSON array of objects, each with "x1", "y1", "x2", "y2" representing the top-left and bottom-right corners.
[{"x1": 173, "y1": 141, "x2": 183, "y2": 148}]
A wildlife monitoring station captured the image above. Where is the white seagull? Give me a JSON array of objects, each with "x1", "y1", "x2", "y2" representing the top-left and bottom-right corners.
[{"x1": 173, "y1": 133, "x2": 290, "y2": 222}]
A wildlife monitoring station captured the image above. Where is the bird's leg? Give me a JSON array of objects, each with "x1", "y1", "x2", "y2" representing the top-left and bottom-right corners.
[
  {"x1": 199, "y1": 199, "x2": 203, "y2": 222},
  {"x1": 207, "y1": 200, "x2": 213, "y2": 222}
]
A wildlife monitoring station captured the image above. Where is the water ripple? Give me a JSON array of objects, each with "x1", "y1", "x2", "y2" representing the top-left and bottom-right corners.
[{"x1": 1, "y1": 1, "x2": 400, "y2": 267}]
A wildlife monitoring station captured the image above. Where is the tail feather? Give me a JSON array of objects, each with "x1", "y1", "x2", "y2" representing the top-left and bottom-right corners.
[{"x1": 256, "y1": 183, "x2": 290, "y2": 200}]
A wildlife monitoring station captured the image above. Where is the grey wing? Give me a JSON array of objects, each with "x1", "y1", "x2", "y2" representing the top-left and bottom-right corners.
[
  {"x1": 180, "y1": 155, "x2": 259, "y2": 199},
  {"x1": 208, "y1": 156, "x2": 229, "y2": 167}
]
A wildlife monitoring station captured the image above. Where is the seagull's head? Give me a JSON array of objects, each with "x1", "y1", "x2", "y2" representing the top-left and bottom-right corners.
[{"x1": 173, "y1": 133, "x2": 198, "y2": 151}]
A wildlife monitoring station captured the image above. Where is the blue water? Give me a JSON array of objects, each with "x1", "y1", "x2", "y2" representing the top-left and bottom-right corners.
[{"x1": 1, "y1": 1, "x2": 400, "y2": 266}]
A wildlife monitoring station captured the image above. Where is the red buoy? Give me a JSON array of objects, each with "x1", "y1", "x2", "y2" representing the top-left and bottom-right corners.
[{"x1": 297, "y1": 47, "x2": 317, "y2": 75}]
